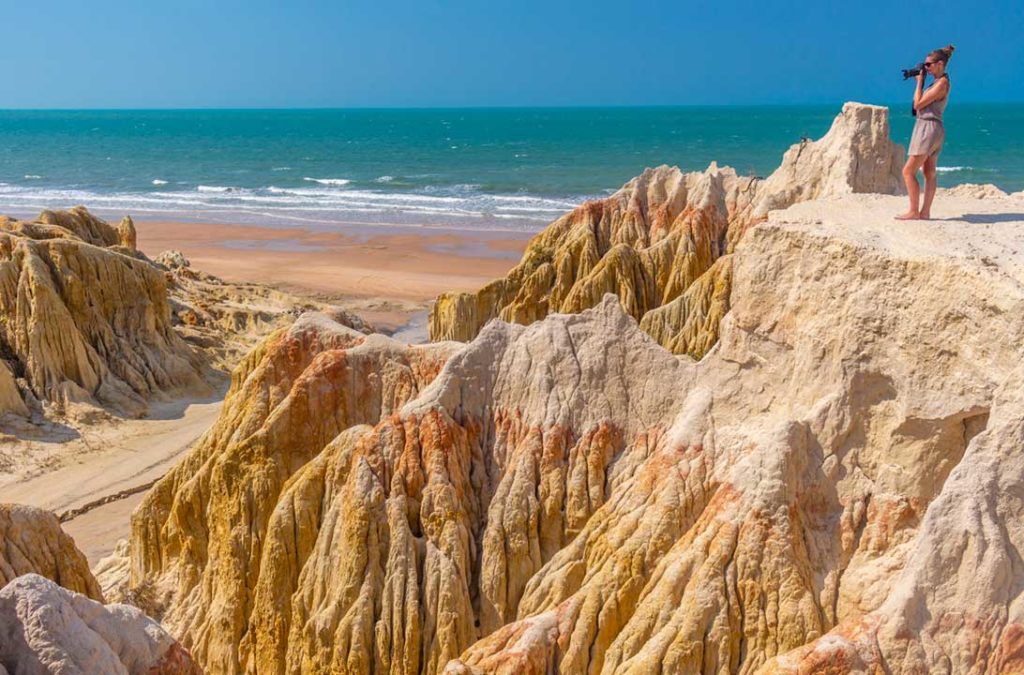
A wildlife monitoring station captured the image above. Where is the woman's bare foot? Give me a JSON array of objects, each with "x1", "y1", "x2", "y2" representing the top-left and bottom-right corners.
[
  {"x1": 894, "y1": 211, "x2": 922, "y2": 220},
  {"x1": 919, "y1": 211, "x2": 931, "y2": 220}
]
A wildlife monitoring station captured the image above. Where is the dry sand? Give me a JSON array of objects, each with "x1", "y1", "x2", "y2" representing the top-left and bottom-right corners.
[
  {"x1": 2, "y1": 391, "x2": 226, "y2": 563},
  {"x1": 2, "y1": 219, "x2": 532, "y2": 564},
  {"x1": 135, "y1": 220, "x2": 532, "y2": 331}
]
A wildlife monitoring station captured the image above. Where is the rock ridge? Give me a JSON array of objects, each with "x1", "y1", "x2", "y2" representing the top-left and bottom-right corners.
[
  {"x1": 428, "y1": 102, "x2": 905, "y2": 358},
  {"x1": 0, "y1": 207, "x2": 210, "y2": 420}
]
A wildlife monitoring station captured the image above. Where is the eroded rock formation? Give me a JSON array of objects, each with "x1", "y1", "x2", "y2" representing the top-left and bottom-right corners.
[
  {"x1": 0, "y1": 207, "x2": 361, "y2": 426},
  {"x1": 154, "y1": 248, "x2": 371, "y2": 372},
  {"x1": 0, "y1": 503, "x2": 101, "y2": 600},
  {"x1": 0, "y1": 207, "x2": 210, "y2": 419},
  {"x1": 128, "y1": 191, "x2": 1024, "y2": 674},
  {"x1": 429, "y1": 102, "x2": 905, "y2": 358},
  {"x1": 130, "y1": 313, "x2": 459, "y2": 672}
]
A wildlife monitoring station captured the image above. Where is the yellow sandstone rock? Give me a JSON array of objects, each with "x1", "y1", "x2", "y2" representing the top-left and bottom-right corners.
[
  {"x1": 0, "y1": 503, "x2": 102, "y2": 599},
  {"x1": 0, "y1": 207, "x2": 210, "y2": 419},
  {"x1": 130, "y1": 314, "x2": 459, "y2": 673},
  {"x1": 0, "y1": 207, "x2": 335, "y2": 424},
  {"x1": 429, "y1": 102, "x2": 904, "y2": 359}
]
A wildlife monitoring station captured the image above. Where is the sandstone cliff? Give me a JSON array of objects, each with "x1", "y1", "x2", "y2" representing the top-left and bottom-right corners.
[
  {"x1": 130, "y1": 313, "x2": 459, "y2": 673},
  {"x1": 429, "y1": 102, "x2": 905, "y2": 358},
  {"x1": 0, "y1": 208, "x2": 357, "y2": 429},
  {"x1": 128, "y1": 190, "x2": 1024, "y2": 674},
  {"x1": 0, "y1": 207, "x2": 209, "y2": 420},
  {"x1": 0, "y1": 503, "x2": 101, "y2": 600}
]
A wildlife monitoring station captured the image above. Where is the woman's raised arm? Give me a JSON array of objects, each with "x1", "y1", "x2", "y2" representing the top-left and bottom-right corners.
[{"x1": 915, "y1": 77, "x2": 949, "y2": 110}]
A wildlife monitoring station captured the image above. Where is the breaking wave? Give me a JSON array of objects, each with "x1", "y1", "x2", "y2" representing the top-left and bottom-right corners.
[
  {"x1": 303, "y1": 177, "x2": 351, "y2": 186},
  {"x1": 0, "y1": 181, "x2": 592, "y2": 232}
]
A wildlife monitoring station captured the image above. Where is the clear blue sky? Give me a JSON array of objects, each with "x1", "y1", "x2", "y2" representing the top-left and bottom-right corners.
[{"x1": 2, "y1": 0, "x2": 1020, "y2": 108}]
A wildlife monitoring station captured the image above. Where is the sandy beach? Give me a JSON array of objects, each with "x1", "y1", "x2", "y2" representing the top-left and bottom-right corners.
[{"x1": 135, "y1": 220, "x2": 532, "y2": 331}]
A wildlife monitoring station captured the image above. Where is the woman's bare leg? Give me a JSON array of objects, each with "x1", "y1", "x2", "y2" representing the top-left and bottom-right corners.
[
  {"x1": 921, "y1": 154, "x2": 938, "y2": 219},
  {"x1": 896, "y1": 155, "x2": 927, "y2": 219}
]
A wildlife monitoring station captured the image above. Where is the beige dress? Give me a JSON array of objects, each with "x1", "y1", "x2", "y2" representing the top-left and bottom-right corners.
[{"x1": 908, "y1": 77, "x2": 949, "y2": 157}]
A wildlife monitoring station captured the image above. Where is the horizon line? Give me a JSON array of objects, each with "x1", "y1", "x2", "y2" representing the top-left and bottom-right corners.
[{"x1": 1, "y1": 100, "x2": 1022, "y2": 113}]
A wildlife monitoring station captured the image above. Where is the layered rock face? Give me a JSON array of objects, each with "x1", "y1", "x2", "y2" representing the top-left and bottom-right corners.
[
  {"x1": 0, "y1": 503, "x2": 101, "y2": 600},
  {"x1": 130, "y1": 313, "x2": 459, "y2": 672},
  {"x1": 447, "y1": 195, "x2": 1024, "y2": 675},
  {"x1": 429, "y1": 102, "x2": 905, "y2": 358},
  {"x1": 0, "y1": 207, "x2": 209, "y2": 419},
  {"x1": 129, "y1": 191, "x2": 1024, "y2": 674}
]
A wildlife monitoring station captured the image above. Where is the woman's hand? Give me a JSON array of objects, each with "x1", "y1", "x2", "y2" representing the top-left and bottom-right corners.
[{"x1": 916, "y1": 68, "x2": 926, "y2": 85}]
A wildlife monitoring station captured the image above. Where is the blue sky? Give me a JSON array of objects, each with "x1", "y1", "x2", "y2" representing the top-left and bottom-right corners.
[{"x1": 2, "y1": 0, "x2": 1021, "y2": 108}]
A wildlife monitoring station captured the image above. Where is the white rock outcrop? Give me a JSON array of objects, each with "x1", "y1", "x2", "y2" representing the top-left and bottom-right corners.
[{"x1": 0, "y1": 574, "x2": 201, "y2": 674}]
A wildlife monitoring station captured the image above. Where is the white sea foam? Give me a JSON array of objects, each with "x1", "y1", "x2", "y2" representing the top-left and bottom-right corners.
[
  {"x1": 24, "y1": 175, "x2": 41, "y2": 180},
  {"x1": 152, "y1": 179, "x2": 168, "y2": 185},
  {"x1": 376, "y1": 175, "x2": 394, "y2": 183},
  {"x1": 936, "y1": 166, "x2": 995, "y2": 173},
  {"x1": 271, "y1": 166, "x2": 293, "y2": 171},
  {"x1": 303, "y1": 177, "x2": 351, "y2": 186},
  {"x1": 0, "y1": 181, "x2": 592, "y2": 232}
]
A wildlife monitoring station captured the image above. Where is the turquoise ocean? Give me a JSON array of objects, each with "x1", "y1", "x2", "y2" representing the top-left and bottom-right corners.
[{"x1": 0, "y1": 105, "x2": 1020, "y2": 232}]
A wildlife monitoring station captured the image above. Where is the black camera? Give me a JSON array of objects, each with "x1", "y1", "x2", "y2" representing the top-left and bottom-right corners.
[{"x1": 902, "y1": 63, "x2": 925, "y2": 80}]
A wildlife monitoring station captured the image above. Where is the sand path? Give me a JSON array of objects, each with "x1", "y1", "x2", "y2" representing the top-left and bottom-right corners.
[{"x1": 2, "y1": 393, "x2": 225, "y2": 563}]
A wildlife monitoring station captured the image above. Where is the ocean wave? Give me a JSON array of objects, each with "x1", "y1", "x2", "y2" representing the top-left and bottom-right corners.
[
  {"x1": 0, "y1": 182, "x2": 591, "y2": 232},
  {"x1": 303, "y1": 177, "x2": 351, "y2": 186},
  {"x1": 24, "y1": 175, "x2": 41, "y2": 180},
  {"x1": 271, "y1": 166, "x2": 292, "y2": 171},
  {"x1": 376, "y1": 176, "x2": 394, "y2": 183},
  {"x1": 936, "y1": 166, "x2": 995, "y2": 173},
  {"x1": 152, "y1": 179, "x2": 168, "y2": 186}
]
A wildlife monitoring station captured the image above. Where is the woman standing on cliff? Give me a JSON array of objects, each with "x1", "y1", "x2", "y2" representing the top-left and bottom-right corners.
[{"x1": 896, "y1": 44, "x2": 955, "y2": 221}]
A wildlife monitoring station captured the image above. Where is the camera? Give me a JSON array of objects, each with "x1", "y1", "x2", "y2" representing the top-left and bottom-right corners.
[{"x1": 902, "y1": 63, "x2": 925, "y2": 80}]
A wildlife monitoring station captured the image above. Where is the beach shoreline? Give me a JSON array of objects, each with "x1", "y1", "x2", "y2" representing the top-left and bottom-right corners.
[
  {"x1": 134, "y1": 218, "x2": 533, "y2": 332},
  {"x1": 135, "y1": 219, "x2": 531, "y2": 300}
]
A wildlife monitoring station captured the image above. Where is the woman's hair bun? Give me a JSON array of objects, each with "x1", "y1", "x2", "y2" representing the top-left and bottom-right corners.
[{"x1": 930, "y1": 44, "x2": 955, "y2": 63}]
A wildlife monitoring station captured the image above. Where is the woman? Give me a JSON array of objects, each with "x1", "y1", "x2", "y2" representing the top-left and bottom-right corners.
[{"x1": 895, "y1": 44, "x2": 955, "y2": 221}]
